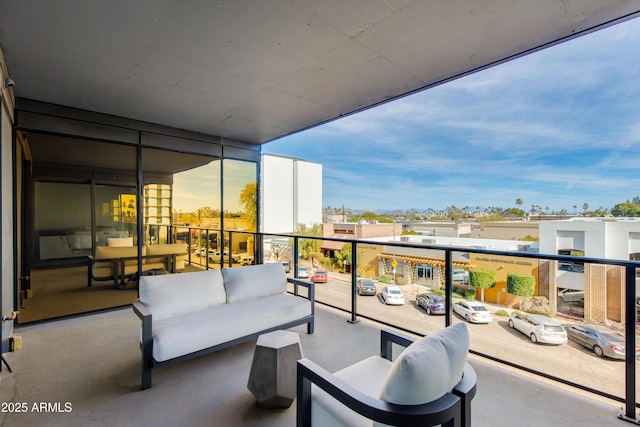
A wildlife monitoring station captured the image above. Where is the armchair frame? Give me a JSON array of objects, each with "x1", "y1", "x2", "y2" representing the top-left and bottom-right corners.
[{"x1": 296, "y1": 328, "x2": 476, "y2": 427}]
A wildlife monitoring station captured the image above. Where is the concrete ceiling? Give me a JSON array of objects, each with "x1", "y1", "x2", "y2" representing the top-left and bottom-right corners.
[{"x1": 1, "y1": 1, "x2": 639, "y2": 145}]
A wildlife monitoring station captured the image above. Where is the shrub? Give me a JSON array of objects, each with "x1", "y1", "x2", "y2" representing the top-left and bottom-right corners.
[
  {"x1": 495, "y1": 309, "x2": 509, "y2": 317},
  {"x1": 520, "y1": 296, "x2": 556, "y2": 316},
  {"x1": 465, "y1": 289, "x2": 476, "y2": 300},
  {"x1": 396, "y1": 277, "x2": 408, "y2": 286},
  {"x1": 507, "y1": 272, "x2": 535, "y2": 297},
  {"x1": 378, "y1": 274, "x2": 393, "y2": 284}
]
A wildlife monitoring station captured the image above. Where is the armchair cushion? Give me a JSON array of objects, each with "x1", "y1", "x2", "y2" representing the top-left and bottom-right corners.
[
  {"x1": 378, "y1": 322, "x2": 469, "y2": 405},
  {"x1": 222, "y1": 262, "x2": 287, "y2": 303}
]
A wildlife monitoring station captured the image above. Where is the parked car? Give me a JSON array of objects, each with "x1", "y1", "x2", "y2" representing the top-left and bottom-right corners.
[
  {"x1": 281, "y1": 261, "x2": 290, "y2": 273},
  {"x1": 565, "y1": 324, "x2": 639, "y2": 359},
  {"x1": 357, "y1": 279, "x2": 377, "y2": 296},
  {"x1": 380, "y1": 286, "x2": 405, "y2": 305},
  {"x1": 297, "y1": 266, "x2": 310, "y2": 279},
  {"x1": 453, "y1": 301, "x2": 493, "y2": 323},
  {"x1": 558, "y1": 289, "x2": 584, "y2": 306},
  {"x1": 416, "y1": 293, "x2": 446, "y2": 315},
  {"x1": 312, "y1": 270, "x2": 328, "y2": 283},
  {"x1": 508, "y1": 312, "x2": 567, "y2": 345}
]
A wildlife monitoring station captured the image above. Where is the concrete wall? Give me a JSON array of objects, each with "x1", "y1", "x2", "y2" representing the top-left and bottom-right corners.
[
  {"x1": 294, "y1": 160, "x2": 322, "y2": 228},
  {"x1": 539, "y1": 218, "x2": 640, "y2": 260},
  {"x1": 1, "y1": 47, "x2": 16, "y2": 351},
  {"x1": 261, "y1": 154, "x2": 322, "y2": 233}
]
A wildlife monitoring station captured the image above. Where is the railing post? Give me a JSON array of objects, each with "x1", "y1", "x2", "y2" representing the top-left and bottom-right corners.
[
  {"x1": 293, "y1": 237, "x2": 300, "y2": 278},
  {"x1": 618, "y1": 265, "x2": 639, "y2": 423},
  {"x1": 348, "y1": 241, "x2": 359, "y2": 324},
  {"x1": 445, "y1": 249, "x2": 453, "y2": 327}
]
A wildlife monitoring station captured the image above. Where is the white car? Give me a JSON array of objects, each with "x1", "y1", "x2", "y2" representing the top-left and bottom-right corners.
[
  {"x1": 508, "y1": 312, "x2": 567, "y2": 345},
  {"x1": 297, "y1": 266, "x2": 310, "y2": 278},
  {"x1": 453, "y1": 301, "x2": 493, "y2": 323},
  {"x1": 380, "y1": 286, "x2": 405, "y2": 305}
]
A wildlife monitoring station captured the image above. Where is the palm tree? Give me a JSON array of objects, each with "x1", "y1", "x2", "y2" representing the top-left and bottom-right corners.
[{"x1": 515, "y1": 198, "x2": 523, "y2": 209}]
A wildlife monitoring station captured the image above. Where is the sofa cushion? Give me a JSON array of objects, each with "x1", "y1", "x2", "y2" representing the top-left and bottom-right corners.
[
  {"x1": 145, "y1": 243, "x2": 187, "y2": 256},
  {"x1": 150, "y1": 293, "x2": 311, "y2": 361},
  {"x1": 311, "y1": 356, "x2": 392, "y2": 427},
  {"x1": 378, "y1": 322, "x2": 469, "y2": 405},
  {"x1": 139, "y1": 269, "x2": 226, "y2": 320},
  {"x1": 222, "y1": 263, "x2": 287, "y2": 303}
]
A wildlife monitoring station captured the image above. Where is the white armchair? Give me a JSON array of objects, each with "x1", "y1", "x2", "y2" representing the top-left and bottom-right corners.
[{"x1": 296, "y1": 323, "x2": 476, "y2": 427}]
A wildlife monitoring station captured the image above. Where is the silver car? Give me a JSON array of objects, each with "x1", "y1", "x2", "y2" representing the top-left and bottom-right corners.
[
  {"x1": 565, "y1": 324, "x2": 639, "y2": 359},
  {"x1": 508, "y1": 312, "x2": 567, "y2": 345},
  {"x1": 453, "y1": 300, "x2": 493, "y2": 324}
]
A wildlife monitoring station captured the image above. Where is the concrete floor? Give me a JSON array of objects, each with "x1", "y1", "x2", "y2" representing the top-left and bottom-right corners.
[{"x1": 0, "y1": 306, "x2": 632, "y2": 427}]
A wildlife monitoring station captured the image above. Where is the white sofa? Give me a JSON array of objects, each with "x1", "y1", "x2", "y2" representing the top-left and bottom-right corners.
[{"x1": 133, "y1": 262, "x2": 315, "y2": 390}]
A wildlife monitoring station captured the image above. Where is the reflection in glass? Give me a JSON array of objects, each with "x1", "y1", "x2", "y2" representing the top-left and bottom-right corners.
[
  {"x1": 34, "y1": 182, "x2": 91, "y2": 261},
  {"x1": 95, "y1": 184, "x2": 137, "y2": 246}
]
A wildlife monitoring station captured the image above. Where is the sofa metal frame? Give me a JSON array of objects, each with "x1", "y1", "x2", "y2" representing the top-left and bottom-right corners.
[
  {"x1": 133, "y1": 276, "x2": 314, "y2": 390},
  {"x1": 296, "y1": 328, "x2": 476, "y2": 427}
]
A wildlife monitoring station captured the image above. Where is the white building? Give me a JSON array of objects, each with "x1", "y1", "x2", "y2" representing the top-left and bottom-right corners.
[
  {"x1": 261, "y1": 154, "x2": 322, "y2": 233},
  {"x1": 539, "y1": 217, "x2": 640, "y2": 260}
]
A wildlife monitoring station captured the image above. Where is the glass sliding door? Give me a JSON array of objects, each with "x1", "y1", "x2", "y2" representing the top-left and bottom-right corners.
[
  {"x1": 23, "y1": 133, "x2": 138, "y2": 323},
  {"x1": 142, "y1": 147, "x2": 221, "y2": 270}
]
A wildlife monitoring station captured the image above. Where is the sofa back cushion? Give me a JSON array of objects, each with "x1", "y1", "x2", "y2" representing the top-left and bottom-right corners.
[
  {"x1": 145, "y1": 243, "x2": 187, "y2": 256},
  {"x1": 378, "y1": 322, "x2": 469, "y2": 405},
  {"x1": 139, "y1": 269, "x2": 226, "y2": 320},
  {"x1": 222, "y1": 263, "x2": 287, "y2": 303}
]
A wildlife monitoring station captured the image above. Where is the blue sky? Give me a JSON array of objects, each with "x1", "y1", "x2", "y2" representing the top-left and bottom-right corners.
[{"x1": 263, "y1": 18, "x2": 640, "y2": 214}]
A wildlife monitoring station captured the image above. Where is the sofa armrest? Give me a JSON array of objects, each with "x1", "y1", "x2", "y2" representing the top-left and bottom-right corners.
[
  {"x1": 380, "y1": 328, "x2": 415, "y2": 361},
  {"x1": 296, "y1": 357, "x2": 462, "y2": 427},
  {"x1": 287, "y1": 277, "x2": 315, "y2": 304},
  {"x1": 133, "y1": 299, "x2": 151, "y2": 320},
  {"x1": 132, "y1": 299, "x2": 153, "y2": 390}
]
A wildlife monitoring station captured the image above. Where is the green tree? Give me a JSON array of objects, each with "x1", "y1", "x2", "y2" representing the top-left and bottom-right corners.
[
  {"x1": 295, "y1": 223, "x2": 322, "y2": 260},
  {"x1": 239, "y1": 182, "x2": 257, "y2": 230},
  {"x1": 611, "y1": 202, "x2": 640, "y2": 217},
  {"x1": 469, "y1": 268, "x2": 496, "y2": 302}
]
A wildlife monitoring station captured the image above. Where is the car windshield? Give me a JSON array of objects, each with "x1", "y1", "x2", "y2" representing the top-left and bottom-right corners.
[
  {"x1": 433, "y1": 297, "x2": 445, "y2": 303},
  {"x1": 361, "y1": 281, "x2": 374, "y2": 287},
  {"x1": 470, "y1": 305, "x2": 488, "y2": 311},
  {"x1": 544, "y1": 325, "x2": 564, "y2": 332},
  {"x1": 389, "y1": 290, "x2": 402, "y2": 295}
]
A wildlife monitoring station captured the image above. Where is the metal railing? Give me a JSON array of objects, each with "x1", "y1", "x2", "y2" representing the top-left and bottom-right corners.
[{"x1": 169, "y1": 226, "x2": 640, "y2": 422}]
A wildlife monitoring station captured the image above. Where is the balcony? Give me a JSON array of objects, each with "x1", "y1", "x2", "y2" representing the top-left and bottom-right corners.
[
  {"x1": 0, "y1": 305, "x2": 627, "y2": 426},
  {"x1": 7, "y1": 230, "x2": 640, "y2": 425}
]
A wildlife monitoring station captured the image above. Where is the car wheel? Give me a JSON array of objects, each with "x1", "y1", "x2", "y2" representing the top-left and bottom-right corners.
[
  {"x1": 508, "y1": 319, "x2": 514, "y2": 328},
  {"x1": 426, "y1": 307, "x2": 432, "y2": 315},
  {"x1": 465, "y1": 314, "x2": 471, "y2": 322},
  {"x1": 530, "y1": 333, "x2": 538, "y2": 344},
  {"x1": 593, "y1": 345, "x2": 604, "y2": 357}
]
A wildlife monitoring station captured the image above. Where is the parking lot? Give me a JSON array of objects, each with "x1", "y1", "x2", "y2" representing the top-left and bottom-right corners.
[{"x1": 296, "y1": 270, "x2": 639, "y2": 400}]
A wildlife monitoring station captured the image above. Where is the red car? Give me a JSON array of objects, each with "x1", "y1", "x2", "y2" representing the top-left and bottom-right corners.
[{"x1": 312, "y1": 270, "x2": 328, "y2": 283}]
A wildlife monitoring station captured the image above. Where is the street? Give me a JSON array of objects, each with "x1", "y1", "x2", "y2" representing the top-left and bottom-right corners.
[{"x1": 295, "y1": 270, "x2": 638, "y2": 401}]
